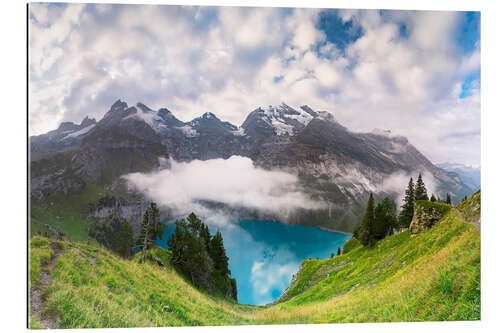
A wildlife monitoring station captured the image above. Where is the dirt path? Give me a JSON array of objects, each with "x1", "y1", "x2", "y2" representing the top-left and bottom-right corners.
[
  {"x1": 455, "y1": 208, "x2": 481, "y2": 234},
  {"x1": 30, "y1": 242, "x2": 63, "y2": 329}
]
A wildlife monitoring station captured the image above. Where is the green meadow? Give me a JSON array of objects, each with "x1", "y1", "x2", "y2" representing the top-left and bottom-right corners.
[{"x1": 29, "y1": 193, "x2": 480, "y2": 328}]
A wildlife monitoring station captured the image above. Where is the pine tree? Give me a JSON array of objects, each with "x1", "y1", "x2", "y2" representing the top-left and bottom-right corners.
[
  {"x1": 138, "y1": 202, "x2": 163, "y2": 263},
  {"x1": 430, "y1": 194, "x2": 436, "y2": 202},
  {"x1": 337, "y1": 247, "x2": 341, "y2": 256},
  {"x1": 168, "y1": 215, "x2": 212, "y2": 286},
  {"x1": 115, "y1": 219, "x2": 134, "y2": 258},
  {"x1": 414, "y1": 173, "x2": 429, "y2": 201},
  {"x1": 200, "y1": 223, "x2": 212, "y2": 252},
  {"x1": 446, "y1": 193, "x2": 452, "y2": 205},
  {"x1": 187, "y1": 212, "x2": 202, "y2": 232},
  {"x1": 398, "y1": 178, "x2": 415, "y2": 228},
  {"x1": 138, "y1": 209, "x2": 152, "y2": 264},
  {"x1": 359, "y1": 193, "x2": 375, "y2": 246},
  {"x1": 149, "y1": 202, "x2": 162, "y2": 240},
  {"x1": 167, "y1": 213, "x2": 236, "y2": 299},
  {"x1": 209, "y1": 231, "x2": 230, "y2": 277},
  {"x1": 373, "y1": 197, "x2": 397, "y2": 240}
]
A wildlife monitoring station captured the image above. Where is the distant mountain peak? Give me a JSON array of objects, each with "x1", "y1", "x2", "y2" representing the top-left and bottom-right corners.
[
  {"x1": 300, "y1": 105, "x2": 318, "y2": 117},
  {"x1": 136, "y1": 102, "x2": 154, "y2": 112},
  {"x1": 57, "y1": 121, "x2": 79, "y2": 132},
  {"x1": 111, "y1": 99, "x2": 127, "y2": 110},
  {"x1": 201, "y1": 112, "x2": 218, "y2": 120},
  {"x1": 80, "y1": 116, "x2": 96, "y2": 127}
]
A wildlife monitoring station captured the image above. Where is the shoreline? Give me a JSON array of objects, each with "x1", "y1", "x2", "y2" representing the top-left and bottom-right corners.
[
  {"x1": 162, "y1": 217, "x2": 354, "y2": 236},
  {"x1": 318, "y1": 226, "x2": 353, "y2": 236}
]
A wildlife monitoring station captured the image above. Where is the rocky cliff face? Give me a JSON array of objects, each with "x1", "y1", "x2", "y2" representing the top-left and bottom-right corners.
[
  {"x1": 88, "y1": 195, "x2": 155, "y2": 235},
  {"x1": 409, "y1": 202, "x2": 451, "y2": 234}
]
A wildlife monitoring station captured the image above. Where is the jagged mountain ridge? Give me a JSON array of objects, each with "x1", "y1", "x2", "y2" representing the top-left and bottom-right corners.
[{"x1": 29, "y1": 100, "x2": 473, "y2": 232}]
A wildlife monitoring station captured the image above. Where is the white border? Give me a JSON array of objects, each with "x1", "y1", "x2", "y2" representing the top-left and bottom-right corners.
[{"x1": 2, "y1": 0, "x2": 499, "y2": 332}]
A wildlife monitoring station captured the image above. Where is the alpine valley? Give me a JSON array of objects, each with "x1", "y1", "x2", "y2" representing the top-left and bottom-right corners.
[{"x1": 30, "y1": 100, "x2": 474, "y2": 239}]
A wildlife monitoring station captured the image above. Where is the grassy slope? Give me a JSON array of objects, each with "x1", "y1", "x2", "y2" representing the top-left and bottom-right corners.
[
  {"x1": 29, "y1": 205, "x2": 480, "y2": 328},
  {"x1": 457, "y1": 190, "x2": 481, "y2": 223},
  {"x1": 30, "y1": 182, "x2": 126, "y2": 243},
  {"x1": 258, "y1": 208, "x2": 480, "y2": 323},
  {"x1": 29, "y1": 237, "x2": 258, "y2": 328}
]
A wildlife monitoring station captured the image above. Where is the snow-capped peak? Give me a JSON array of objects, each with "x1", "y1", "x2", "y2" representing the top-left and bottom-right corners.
[
  {"x1": 122, "y1": 103, "x2": 164, "y2": 131},
  {"x1": 256, "y1": 103, "x2": 316, "y2": 136},
  {"x1": 201, "y1": 112, "x2": 217, "y2": 120}
]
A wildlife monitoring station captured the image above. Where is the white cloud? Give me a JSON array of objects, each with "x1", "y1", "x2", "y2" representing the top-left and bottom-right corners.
[
  {"x1": 379, "y1": 171, "x2": 438, "y2": 205},
  {"x1": 250, "y1": 246, "x2": 299, "y2": 305},
  {"x1": 123, "y1": 156, "x2": 324, "y2": 218}
]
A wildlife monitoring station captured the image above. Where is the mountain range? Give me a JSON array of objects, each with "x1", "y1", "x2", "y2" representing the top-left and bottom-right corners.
[
  {"x1": 436, "y1": 162, "x2": 480, "y2": 192},
  {"x1": 30, "y1": 100, "x2": 474, "y2": 233}
]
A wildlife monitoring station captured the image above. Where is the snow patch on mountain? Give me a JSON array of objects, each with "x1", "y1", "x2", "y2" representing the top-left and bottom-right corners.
[
  {"x1": 177, "y1": 125, "x2": 199, "y2": 137},
  {"x1": 61, "y1": 124, "x2": 95, "y2": 140},
  {"x1": 258, "y1": 104, "x2": 317, "y2": 136},
  {"x1": 232, "y1": 127, "x2": 246, "y2": 136},
  {"x1": 270, "y1": 117, "x2": 295, "y2": 136},
  {"x1": 372, "y1": 128, "x2": 394, "y2": 137},
  {"x1": 283, "y1": 112, "x2": 313, "y2": 126},
  {"x1": 123, "y1": 104, "x2": 163, "y2": 131},
  {"x1": 316, "y1": 111, "x2": 335, "y2": 122}
]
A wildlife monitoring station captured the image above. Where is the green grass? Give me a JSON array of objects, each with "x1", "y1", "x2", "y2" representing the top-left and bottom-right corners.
[
  {"x1": 29, "y1": 202, "x2": 480, "y2": 328},
  {"x1": 457, "y1": 190, "x2": 481, "y2": 223},
  {"x1": 415, "y1": 200, "x2": 452, "y2": 214},
  {"x1": 30, "y1": 182, "x2": 110, "y2": 242},
  {"x1": 29, "y1": 237, "x2": 54, "y2": 289},
  {"x1": 342, "y1": 237, "x2": 361, "y2": 254},
  {"x1": 29, "y1": 237, "x2": 257, "y2": 328}
]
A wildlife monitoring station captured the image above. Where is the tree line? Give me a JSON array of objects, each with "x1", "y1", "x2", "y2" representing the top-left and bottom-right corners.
[
  {"x1": 354, "y1": 173, "x2": 453, "y2": 247},
  {"x1": 88, "y1": 202, "x2": 237, "y2": 300},
  {"x1": 136, "y1": 204, "x2": 237, "y2": 300},
  {"x1": 167, "y1": 213, "x2": 237, "y2": 299},
  {"x1": 88, "y1": 216, "x2": 135, "y2": 258}
]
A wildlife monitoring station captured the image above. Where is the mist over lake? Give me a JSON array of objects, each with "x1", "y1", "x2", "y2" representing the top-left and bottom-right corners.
[{"x1": 157, "y1": 219, "x2": 351, "y2": 305}]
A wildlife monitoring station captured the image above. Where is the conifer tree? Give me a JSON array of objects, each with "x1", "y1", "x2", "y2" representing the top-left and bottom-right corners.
[
  {"x1": 359, "y1": 193, "x2": 375, "y2": 246},
  {"x1": 398, "y1": 178, "x2": 415, "y2": 228},
  {"x1": 415, "y1": 173, "x2": 429, "y2": 201},
  {"x1": 200, "y1": 223, "x2": 212, "y2": 252},
  {"x1": 430, "y1": 194, "x2": 436, "y2": 202},
  {"x1": 209, "y1": 231, "x2": 230, "y2": 277},
  {"x1": 167, "y1": 213, "x2": 236, "y2": 299},
  {"x1": 337, "y1": 247, "x2": 341, "y2": 256},
  {"x1": 373, "y1": 197, "x2": 397, "y2": 239},
  {"x1": 138, "y1": 202, "x2": 163, "y2": 263},
  {"x1": 168, "y1": 214, "x2": 212, "y2": 285},
  {"x1": 115, "y1": 219, "x2": 134, "y2": 258}
]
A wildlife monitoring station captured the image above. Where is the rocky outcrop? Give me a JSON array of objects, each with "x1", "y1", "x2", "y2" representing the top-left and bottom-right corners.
[
  {"x1": 88, "y1": 194, "x2": 169, "y2": 235},
  {"x1": 409, "y1": 201, "x2": 451, "y2": 234}
]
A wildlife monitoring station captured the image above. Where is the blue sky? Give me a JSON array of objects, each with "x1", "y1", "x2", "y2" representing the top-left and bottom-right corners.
[{"x1": 29, "y1": 4, "x2": 480, "y2": 167}]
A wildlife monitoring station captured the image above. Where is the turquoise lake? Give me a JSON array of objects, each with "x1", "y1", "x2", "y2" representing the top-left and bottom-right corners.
[{"x1": 156, "y1": 219, "x2": 351, "y2": 305}]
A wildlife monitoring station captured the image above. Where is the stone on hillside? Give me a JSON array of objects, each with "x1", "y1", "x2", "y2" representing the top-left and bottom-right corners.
[{"x1": 409, "y1": 201, "x2": 451, "y2": 234}]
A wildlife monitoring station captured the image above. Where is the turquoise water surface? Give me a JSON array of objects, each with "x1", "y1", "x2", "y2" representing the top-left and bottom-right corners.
[{"x1": 156, "y1": 219, "x2": 351, "y2": 305}]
